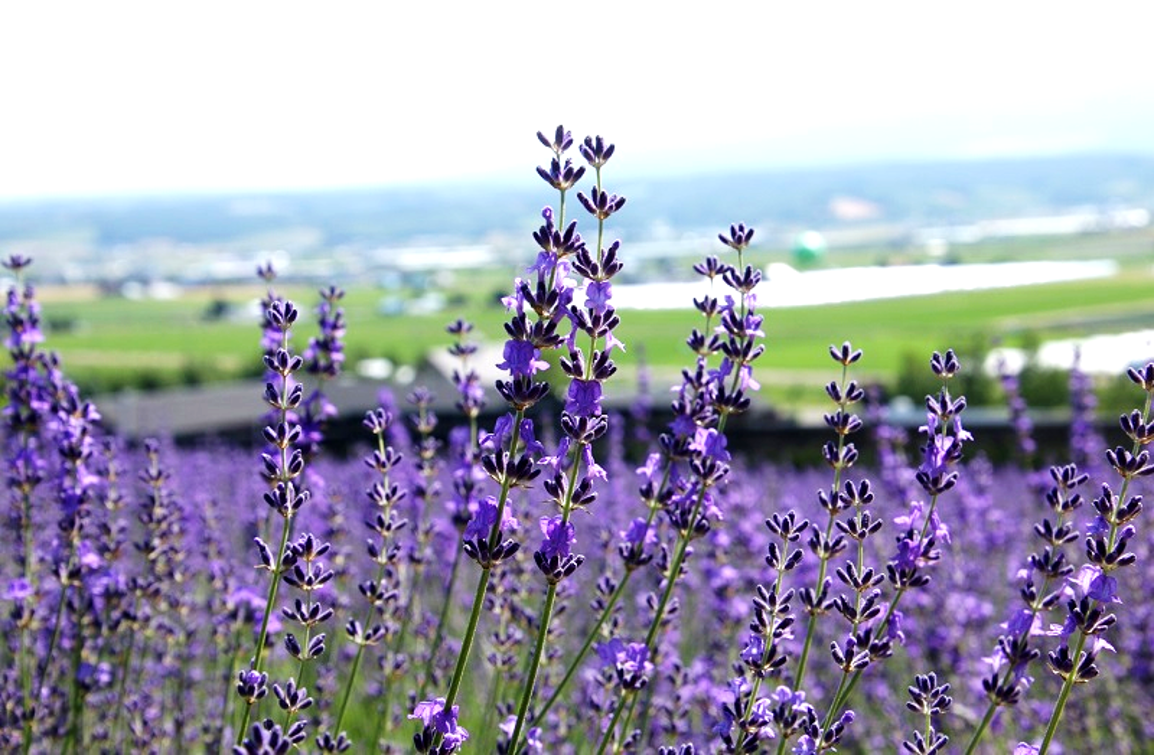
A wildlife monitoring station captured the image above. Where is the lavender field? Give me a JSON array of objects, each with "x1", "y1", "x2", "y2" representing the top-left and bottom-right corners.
[{"x1": 2, "y1": 128, "x2": 1152, "y2": 756}]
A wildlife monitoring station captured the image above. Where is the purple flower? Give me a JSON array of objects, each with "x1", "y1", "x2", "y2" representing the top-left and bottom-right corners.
[
  {"x1": 691, "y1": 426, "x2": 731, "y2": 463},
  {"x1": 409, "y1": 698, "x2": 470, "y2": 751},
  {"x1": 3, "y1": 578, "x2": 32, "y2": 601},
  {"x1": 1067, "y1": 564, "x2": 1122, "y2": 604},
  {"x1": 584, "y1": 280, "x2": 612, "y2": 313},
  {"x1": 527, "y1": 250, "x2": 559, "y2": 277},
  {"x1": 886, "y1": 610, "x2": 906, "y2": 645},
  {"x1": 464, "y1": 496, "x2": 518, "y2": 543},
  {"x1": 538, "y1": 516, "x2": 575, "y2": 560},
  {"x1": 479, "y1": 414, "x2": 545, "y2": 458},
  {"x1": 620, "y1": 517, "x2": 657, "y2": 548},
  {"x1": 636, "y1": 453, "x2": 661, "y2": 482},
  {"x1": 920, "y1": 433, "x2": 955, "y2": 477},
  {"x1": 539, "y1": 436, "x2": 571, "y2": 475},
  {"x1": 1013, "y1": 743, "x2": 1040, "y2": 755},
  {"x1": 740, "y1": 634, "x2": 765, "y2": 666},
  {"x1": 583, "y1": 444, "x2": 607, "y2": 482},
  {"x1": 1086, "y1": 514, "x2": 1110, "y2": 537},
  {"x1": 604, "y1": 328, "x2": 626, "y2": 354},
  {"x1": 892, "y1": 538, "x2": 920, "y2": 571},
  {"x1": 670, "y1": 412, "x2": 698, "y2": 439},
  {"x1": 518, "y1": 417, "x2": 548, "y2": 457},
  {"x1": 595, "y1": 637, "x2": 654, "y2": 690},
  {"x1": 497, "y1": 339, "x2": 549, "y2": 377},
  {"x1": 714, "y1": 357, "x2": 761, "y2": 392},
  {"x1": 565, "y1": 379, "x2": 603, "y2": 417},
  {"x1": 478, "y1": 413, "x2": 513, "y2": 452},
  {"x1": 771, "y1": 685, "x2": 810, "y2": 711},
  {"x1": 728, "y1": 676, "x2": 751, "y2": 699},
  {"x1": 1002, "y1": 608, "x2": 1042, "y2": 638},
  {"x1": 500, "y1": 715, "x2": 543, "y2": 754}
]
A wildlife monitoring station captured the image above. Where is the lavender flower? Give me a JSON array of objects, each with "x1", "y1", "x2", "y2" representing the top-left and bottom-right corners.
[
  {"x1": 410, "y1": 698, "x2": 470, "y2": 754},
  {"x1": 596, "y1": 638, "x2": 655, "y2": 691}
]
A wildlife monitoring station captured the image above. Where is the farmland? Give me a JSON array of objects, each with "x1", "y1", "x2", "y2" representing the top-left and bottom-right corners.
[{"x1": 29, "y1": 227, "x2": 1153, "y2": 411}]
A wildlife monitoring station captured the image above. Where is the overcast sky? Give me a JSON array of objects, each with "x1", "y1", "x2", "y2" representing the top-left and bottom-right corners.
[{"x1": 0, "y1": 1, "x2": 1150, "y2": 199}]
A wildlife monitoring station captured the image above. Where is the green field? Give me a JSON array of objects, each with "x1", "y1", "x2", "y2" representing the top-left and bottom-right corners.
[{"x1": 27, "y1": 228, "x2": 1155, "y2": 408}]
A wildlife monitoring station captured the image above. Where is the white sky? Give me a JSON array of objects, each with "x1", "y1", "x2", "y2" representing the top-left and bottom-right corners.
[{"x1": 0, "y1": 0, "x2": 1150, "y2": 199}]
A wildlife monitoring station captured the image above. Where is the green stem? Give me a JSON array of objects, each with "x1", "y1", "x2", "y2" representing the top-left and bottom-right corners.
[
  {"x1": 820, "y1": 397, "x2": 950, "y2": 736},
  {"x1": 333, "y1": 640, "x2": 367, "y2": 737},
  {"x1": 965, "y1": 702, "x2": 999, "y2": 755},
  {"x1": 1038, "y1": 629, "x2": 1087, "y2": 754},
  {"x1": 617, "y1": 308, "x2": 753, "y2": 743},
  {"x1": 610, "y1": 489, "x2": 705, "y2": 746},
  {"x1": 529, "y1": 453, "x2": 675, "y2": 732},
  {"x1": 821, "y1": 585, "x2": 910, "y2": 735},
  {"x1": 371, "y1": 685, "x2": 391, "y2": 752},
  {"x1": 282, "y1": 624, "x2": 312, "y2": 731},
  {"x1": 235, "y1": 507, "x2": 293, "y2": 745},
  {"x1": 508, "y1": 418, "x2": 594, "y2": 750},
  {"x1": 965, "y1": 542, "x2": 1069, "y2": 754},
  {"x1": 31, "y1": 571, "x2": 70, "y2": 742},
  {"x1": 429, "y1": 409, "x2": 525, "y2": 751},
  {"x1": 742, "y1": 548, "x2": 794, "y2": 742},
  {"x1": 1037, "y1": 394, "x2": 1149, "y2": 754},
  {"x1": 440, "y1": 566, "x2": 492, "y2": 721},
  {"x1": 529, "y1": 571, "x2": 632, "y2": 729},
  {"x1": 597, "y1": 690, "x2": 635, "y2": 755},
  {"x1": 237, "y1": 324, "x2": 300, "y2": 746},
  {"x1": 508, "y1": 584, "x2": 559, "y2": 752},
  {"x1": 789, "y1": 364, "x2": 852, "y2": 701}
]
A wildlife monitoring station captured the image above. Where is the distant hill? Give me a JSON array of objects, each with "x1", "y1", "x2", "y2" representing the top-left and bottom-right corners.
[{"x1": 1, "y1": 153, "x2": 1150, "y2": 251}]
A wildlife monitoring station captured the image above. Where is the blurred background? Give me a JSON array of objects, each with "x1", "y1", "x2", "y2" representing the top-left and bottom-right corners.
[{"x1": 1, "y1": 1, "x2": 1152, "y2": 444}]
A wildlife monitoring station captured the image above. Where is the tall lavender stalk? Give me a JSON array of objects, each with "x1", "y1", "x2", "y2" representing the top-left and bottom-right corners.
[
  {"x1": 505, "y1": 132, "x2": 626, "y2": 754},
  {"x1": 1036, "y1": 362, "x2": 1151, "y2": 754},
  {"x1": 413, "y1": 125, "x2": 589, "y2": 755},
  {"x1": 234, "y1": 298, "x2": 311, "y2": 748},
  {"x1": 328, "y1": 408, "x2": 406, "y2": 749},
  {"x1": 788, "y1": 343, "x2": 867, "y2": 714},
  {"x1": 964, "y1": 463, "x2": 1088, "y2": 753},
  {"x1": 741, "y1": 342, "x2": 874, "y2": 756},
  {"x1": 814, "y1": 350, "x2": 970, "y2": 747},
  {"x1": 419, "y1": 320, "x2": 487, "y2": 699}
]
